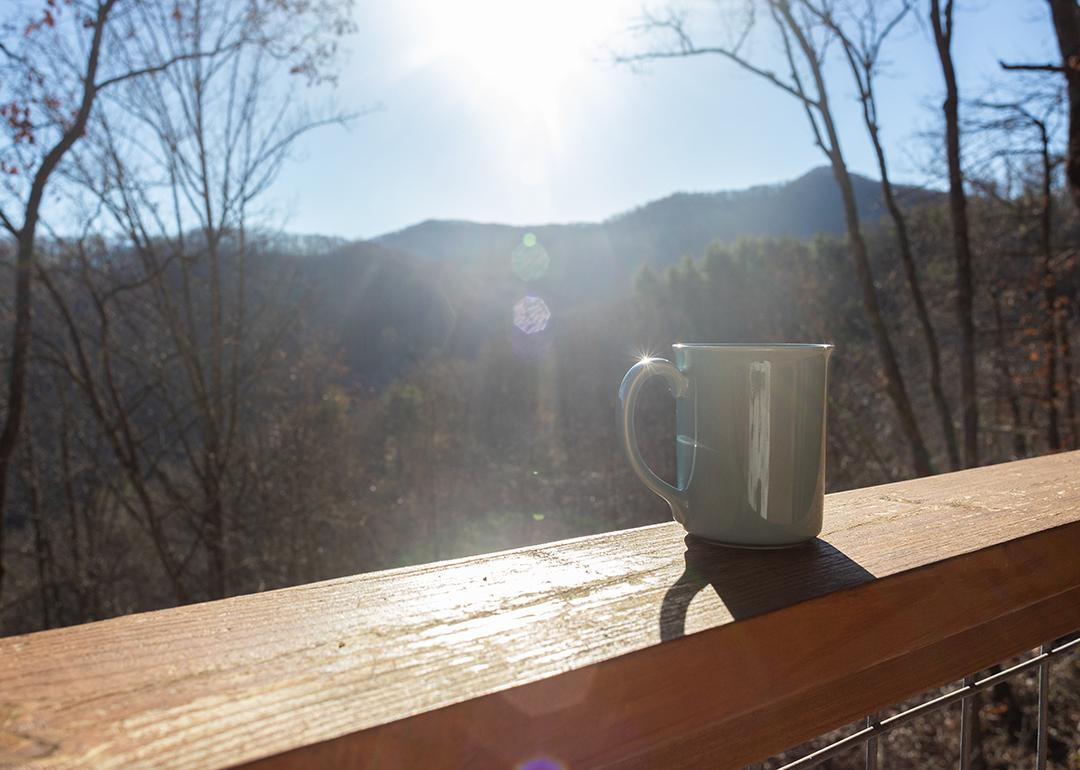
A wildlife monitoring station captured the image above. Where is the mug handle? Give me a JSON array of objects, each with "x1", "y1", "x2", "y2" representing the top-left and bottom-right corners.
[{"x1": 618, "y1": 357, "x2": 690, "y2": 524}]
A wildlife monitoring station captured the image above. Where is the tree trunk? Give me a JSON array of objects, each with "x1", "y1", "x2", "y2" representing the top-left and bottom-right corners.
[
  {"x1": 56, "y1": 384, "x2": 88, "y2": 623},
  {"x1": 860, "y1": 84, "x2": 960, "y2": 470},
  {"x1": 0, "y1": 0, "x2": 113, "y2": 611},
  {"x1": 1060, "y1": 302, "x2": 1079, "y2": 448},
  {"x1": 0, "y1": 229, "x2": 33, "y2": 608},
  {"x1": 931, "y1": 0, "x2": 979, "y2": 468},
  {"x1": 1037, "y1": 125, "x2": 1061, "y2": 451},
  {"x1": 990, "y1": 285, "x2": 1027, "y2": 458},
  {"x1": 24, "y1": 429, "x2": 54, "y2": 630},
  {"x1": 777, "y1": 2, "x2": 934, "y2": 476},
  {"x1": 206, "y1": 474, "x2": 227, "y2": 600},
  {"x1": 829, "y1": 158, "x2": 935, "y2": 475},
  {"x1": 1048, "y1": 0, "x2": 1080, "y2": 212}
]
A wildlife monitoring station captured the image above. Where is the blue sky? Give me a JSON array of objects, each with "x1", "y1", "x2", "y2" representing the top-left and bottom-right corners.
[{"x1": 269, "y1": 1, "x2": 1057, "y2": 239}]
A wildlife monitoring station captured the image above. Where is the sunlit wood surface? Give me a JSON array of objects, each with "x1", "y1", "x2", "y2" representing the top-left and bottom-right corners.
[{"x1": 2, "y1": 452, "x2": 1080, "y2": 769}]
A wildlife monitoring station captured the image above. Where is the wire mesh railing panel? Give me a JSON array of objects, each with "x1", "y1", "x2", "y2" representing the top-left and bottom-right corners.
[{"x1": 750, "y1": 633, "x2": 1080, "y2": 770}]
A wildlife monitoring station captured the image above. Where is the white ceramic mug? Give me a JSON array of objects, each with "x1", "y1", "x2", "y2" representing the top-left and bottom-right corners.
[{"x1": 618, "y1": 343, "x2": 832, "y2": 547}]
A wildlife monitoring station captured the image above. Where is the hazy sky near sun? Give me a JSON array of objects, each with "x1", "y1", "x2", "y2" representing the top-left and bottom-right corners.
[{"x1": 268, "y1": 1, "x2": 1057, "y2": 239}]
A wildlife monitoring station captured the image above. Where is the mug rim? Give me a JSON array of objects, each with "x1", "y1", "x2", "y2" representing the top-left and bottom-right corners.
[{"x1": 672, "y1": 342, "x2": 832, "y2": 350}]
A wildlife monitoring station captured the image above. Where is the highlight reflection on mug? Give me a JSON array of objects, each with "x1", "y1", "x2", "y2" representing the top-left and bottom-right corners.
[{"x1": 748, "y1": 360, "x2": 771, "y2": 520}]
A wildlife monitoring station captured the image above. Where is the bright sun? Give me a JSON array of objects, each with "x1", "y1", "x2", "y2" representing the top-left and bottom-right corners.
[{"x1": 413, "y1": 0, "x2": 633, "y2": 104}]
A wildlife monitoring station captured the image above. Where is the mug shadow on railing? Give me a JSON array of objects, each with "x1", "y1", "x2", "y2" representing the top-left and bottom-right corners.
[{"x1": 659, "y1": 535, "x2": 877, "y2": 641}]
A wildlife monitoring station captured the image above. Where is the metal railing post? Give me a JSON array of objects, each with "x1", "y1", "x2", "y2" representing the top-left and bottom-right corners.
[
  {"x1": 958, "y1": 674, "x2": 977, "y2": 770},
  {"x1": 864, "y1": 713, "x2": 879, "y2": 770},
  {"x1": 1036, "y1": 643, "x2": 1051, "y2": 770}
]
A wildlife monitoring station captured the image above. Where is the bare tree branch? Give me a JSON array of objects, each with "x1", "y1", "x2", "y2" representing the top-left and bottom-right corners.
[
  {"x1": 0, "y1": 207, "x2": 16, "y2": 236},
  {"x1": 94, "y1": 44, "x2": 243, "y2": 93},
  {"x1": 614, "y1": 9, "x2": 821, "y2": 108},
  {"x1": 1000, "y1": 61, "x2": 1066, "y2": 73}
]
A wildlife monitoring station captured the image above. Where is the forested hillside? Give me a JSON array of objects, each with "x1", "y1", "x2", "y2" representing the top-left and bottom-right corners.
[{"x1": 312, "y1": 169, "x2": 933, "y2": 385}]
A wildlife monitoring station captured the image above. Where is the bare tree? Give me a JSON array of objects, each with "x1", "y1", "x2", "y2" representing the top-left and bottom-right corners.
[
  {"x1": 1004, "y1": 2, "x2": 1080, "y2": 213},
  {"x1": 619, "y1": 0, "x2": 935, "y2": 475},
  {"x1": 970, "y1": 85, "x2": 1077, "y2": 455},
  {"x1": 38, "y1": 0, "x2": 355, "y2": 601},
  {"x1": 811, "y1": 0, "x2": 960, "y2": 470},
  {"x1": 929, "y1": 0, "x2": 979, "y2": 467},
  {"x1": 0, "y1": 0, "x2": 241, "y2": 609}
]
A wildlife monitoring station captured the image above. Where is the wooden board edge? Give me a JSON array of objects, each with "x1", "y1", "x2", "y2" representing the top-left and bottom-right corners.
[{"x1": 230, "y1": 520, "x2": 1080, "y2": 770}]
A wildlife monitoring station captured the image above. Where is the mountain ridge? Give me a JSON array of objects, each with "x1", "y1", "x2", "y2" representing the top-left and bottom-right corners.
[{"x1": 371, "y1": 166, "x2": 937, "y2": 269}]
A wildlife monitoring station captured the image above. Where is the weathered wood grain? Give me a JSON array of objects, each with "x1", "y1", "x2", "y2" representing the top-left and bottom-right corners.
[{"x1": 2, "y1": 452, "x2": 1080, "y2": 769}]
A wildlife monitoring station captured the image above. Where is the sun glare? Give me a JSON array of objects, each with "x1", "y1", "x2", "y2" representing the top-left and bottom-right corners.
[
  {"x1": 401, "y1": 0, "x2": 634, "y2": 207},
  {"x1": 416, "y1": 0, "x2": 630, "y2": 102}
]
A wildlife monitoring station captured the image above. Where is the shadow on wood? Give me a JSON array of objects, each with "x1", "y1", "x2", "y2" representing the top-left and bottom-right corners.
[{"x1": 660, "y1": 535, "x2": 876, "y2": 640}]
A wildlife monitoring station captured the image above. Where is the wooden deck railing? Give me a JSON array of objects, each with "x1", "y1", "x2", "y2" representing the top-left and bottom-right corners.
[{"x1": 2, "y1": 452, "x2": 1080, "y2": 769}]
